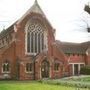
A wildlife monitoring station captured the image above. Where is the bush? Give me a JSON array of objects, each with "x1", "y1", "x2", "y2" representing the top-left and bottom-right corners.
[
  {"x1": 80, "y1": 66, "x2": 90, "y2": 75},
  {"x1": 40, "y1": 80, "x2": 90, "y2": 89}
]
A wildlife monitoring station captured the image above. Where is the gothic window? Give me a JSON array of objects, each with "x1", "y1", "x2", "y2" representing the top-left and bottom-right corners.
[
  {"x1": 54, "y1": 63, "x2": 59, "y2": 71},
  {"x1": 26, "y1": 63, "x2": 33, "y2": 72},
  {"x1": 2, "y1": 62, "x2": 10, "y2": 73},
  {"x1": 26, "y1": 20, "x2": 46, "y2": 55}
]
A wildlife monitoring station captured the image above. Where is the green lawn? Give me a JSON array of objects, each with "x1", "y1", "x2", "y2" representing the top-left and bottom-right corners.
[
  {"x1": 0, "y1": 76, "x2": 90, "y2": 90},
  {"x1": 0, "y1": 81, "x2": 86, "y2": 90}
]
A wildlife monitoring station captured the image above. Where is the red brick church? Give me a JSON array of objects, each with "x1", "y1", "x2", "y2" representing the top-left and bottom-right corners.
[{"x1": 0, "y1": 0, "x2": 90, "y2": 80}]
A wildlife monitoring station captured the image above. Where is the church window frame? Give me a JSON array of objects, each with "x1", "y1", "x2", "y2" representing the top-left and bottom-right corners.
[
  {"x1": 25, "y1": 63, "x2": 33, "y2": 73},
  {"x1": 2, "y1": 61, "x2": 10, "y2": 73},
  {"x1": 25, "y1": 19, "x2": 47, "y2": 55},
  {"x1": 54, "y1": 63, "x2": 59, "y2": 71}
]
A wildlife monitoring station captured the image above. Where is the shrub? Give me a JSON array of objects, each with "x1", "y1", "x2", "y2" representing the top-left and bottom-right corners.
[
  {"x1": 80, "y1": 66, "x2": 90, "y2": 75},
  {"x1": 39, "y1": 80, "x2": 90, "y2": 89}
]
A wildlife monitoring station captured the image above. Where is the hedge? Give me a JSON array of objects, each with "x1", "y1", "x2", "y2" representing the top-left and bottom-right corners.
[
  {"x1": 38, "y1": 80, "x2": 90, "y2": 89},
  {"x1": 80, "y1": 66, "x2": 90, "y2": 75}
]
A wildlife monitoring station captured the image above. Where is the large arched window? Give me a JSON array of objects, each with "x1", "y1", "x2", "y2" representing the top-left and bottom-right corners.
[{"x1": 25, "y1": 19, "x2": 47, "y2": 55}]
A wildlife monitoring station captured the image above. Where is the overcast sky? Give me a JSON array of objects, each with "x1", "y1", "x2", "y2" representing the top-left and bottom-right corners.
[{"x1": 0, "y1": 0, "x2": 90, "y2": 43}]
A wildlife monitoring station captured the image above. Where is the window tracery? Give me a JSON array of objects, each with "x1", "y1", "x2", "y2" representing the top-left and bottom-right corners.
[{"x1": 25, "y1": 20, "x2": 47, "y2": 55}]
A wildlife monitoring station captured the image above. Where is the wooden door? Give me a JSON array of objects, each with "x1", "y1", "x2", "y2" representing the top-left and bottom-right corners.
[{"x1": 41, "y1": 60, "x2": 49, "y2": 78}]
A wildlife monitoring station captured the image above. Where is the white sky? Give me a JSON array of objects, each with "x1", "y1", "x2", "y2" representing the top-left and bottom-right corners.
[{"x1": 0, "y1": 0, "x2": 90, "y2": 43}]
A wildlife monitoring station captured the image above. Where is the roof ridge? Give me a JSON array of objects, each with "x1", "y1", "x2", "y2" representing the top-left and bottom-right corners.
[{"x1": 17, "y1": 0, "x2": 46, "y2": 24}]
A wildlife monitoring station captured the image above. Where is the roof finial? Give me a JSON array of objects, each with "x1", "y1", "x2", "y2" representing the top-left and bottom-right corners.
[{"x1": 35, "y1": 0, "x2": 38, "y2": 4}]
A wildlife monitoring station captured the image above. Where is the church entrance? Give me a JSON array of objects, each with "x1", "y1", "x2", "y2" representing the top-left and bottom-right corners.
[{"x1": 41, "y1": 60, "x2": 49, "y2": 78}]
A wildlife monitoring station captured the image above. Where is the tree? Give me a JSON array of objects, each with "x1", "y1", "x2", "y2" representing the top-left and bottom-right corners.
[
  {"x1": 84, "y1": 4, "x2": 90, "y2": 14},
  {"x1": 84, "y1": 3, "x2": 90, "y2": 32}
]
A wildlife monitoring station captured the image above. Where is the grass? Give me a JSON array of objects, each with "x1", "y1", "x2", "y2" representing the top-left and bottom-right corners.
[
  {"x1": 0, "y1": 81, "x2": 86, "y2": 90},
  {"x1": 0, "y1": 76, "x2": 90, "y2": 90}
]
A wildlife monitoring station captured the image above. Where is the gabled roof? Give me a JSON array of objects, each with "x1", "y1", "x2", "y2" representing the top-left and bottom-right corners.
[
  {"x1": 30, "y1": 0, "x2": 45, "y2": 16},
  {"x1": 17, "y1": 0, "x2": 46, "y2": 24},
  {"x1": 56, "y1": 40, "x2": 90, "y2": 54},
  {"x1": 0, "y1": 0, "x2": 47, "y2": 39}
]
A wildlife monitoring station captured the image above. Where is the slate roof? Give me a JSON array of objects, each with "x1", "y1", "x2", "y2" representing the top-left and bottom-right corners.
[
  {"x1": 0, "y1": 24, "x2": 14, "y2": 39},
  {"x1": 56, "y1": 40, "x2": 90, "y2": 54}
]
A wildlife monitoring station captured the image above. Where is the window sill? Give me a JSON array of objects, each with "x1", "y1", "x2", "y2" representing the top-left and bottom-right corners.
[
  {"x1": 2, "y1": 72, "x2": 10, "y2": 74},
  {"x1": 25, "y1": 71, "x2": 33, "y2": 74},
  {"x1": 54, "y1": 70, "x2": 60, "y2": 72},
  {"x1": 25, "y1": 52, "x2": 37, "y2": 56}
]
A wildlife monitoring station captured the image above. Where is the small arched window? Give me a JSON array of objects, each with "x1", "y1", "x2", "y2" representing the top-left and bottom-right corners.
[
  {"x1": 2, "y1": 61, "x2": 10, "y2": 73},
  {"x1": 54, "y1": 63, "x2": 59, "y2": 71},
  {"x1": 54, "y1": 59, "x2": 63, "y2": 71},
  {"x1": 26, "y1": 63, "x2": 33, "y2": 73}
]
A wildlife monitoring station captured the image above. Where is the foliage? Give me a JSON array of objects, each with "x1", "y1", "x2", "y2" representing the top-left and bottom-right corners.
[
  {"x1": 0, "y1": 81, "x2": 76, "y2": 90},
  {"x1": 80, "y1": 66, "x2": 90, "y2": 75},
  {"x1": 0, "y1": 76, "x2": 90, "y2": 90},
  {"x1": 41, "y1": 79, "x2": 90, "y2": 89}
]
